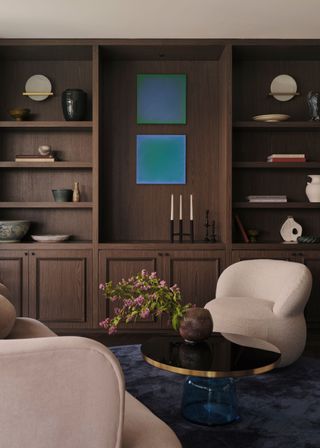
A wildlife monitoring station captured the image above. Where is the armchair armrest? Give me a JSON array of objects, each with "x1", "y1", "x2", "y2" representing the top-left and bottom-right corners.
[
  {"x1": 0, "y1": 337, "x2": 124, "y2": 448},
  {"x1": 6, "y1": 317, "x2": 57, "y2": 339}
]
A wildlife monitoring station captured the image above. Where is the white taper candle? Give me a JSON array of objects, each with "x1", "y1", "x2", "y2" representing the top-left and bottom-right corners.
[
  {"x1": 190, "y1": 194, "x2": 193, "y2": 220},
  {"x1": 170, "y1": 194, "x2": 174, "y2": 220},
  {"x1": 179, "y1": 194, "x2": 182, "y2": 220}
]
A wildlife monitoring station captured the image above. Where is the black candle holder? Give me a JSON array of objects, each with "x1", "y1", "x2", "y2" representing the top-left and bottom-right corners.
[
  {"x1": 170, "y1": 219, "x2": 194, "y2": 243},
  {"x1": 204, "y1": 211, "x2": 217, "y2": 243}
]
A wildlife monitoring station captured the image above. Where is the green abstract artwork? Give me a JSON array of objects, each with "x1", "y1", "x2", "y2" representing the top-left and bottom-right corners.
[{"x1": 136, "y1": 135, "x2": 186, "y2": 184}]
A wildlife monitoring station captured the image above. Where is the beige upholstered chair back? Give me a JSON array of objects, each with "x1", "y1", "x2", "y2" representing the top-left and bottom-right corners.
[{"x1": 216, "y1": 259, "x2": 312, "y2": 317}]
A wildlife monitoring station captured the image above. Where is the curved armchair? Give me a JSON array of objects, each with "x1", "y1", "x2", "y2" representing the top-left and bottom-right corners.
[
  {"x1": 205, "y1": 259, "x2": 312, "y2": 367},
  {"x1": 0, "y1": 286, "x2": 181, "y2": 448}
]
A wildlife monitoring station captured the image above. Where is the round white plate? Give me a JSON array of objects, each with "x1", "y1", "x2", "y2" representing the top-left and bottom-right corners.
[
  {"x1": 270, "y1": 74, "x2": 297, "y2": 102},
  {"x1": 252, "y1": 114, "x2": 290, "y2": 122},
  {"x1": 25, "y1": 74, "x2": 52, "y2": 101},
  {"x1": 31, "y1": 235, "x2": 70, "y2": 242}
]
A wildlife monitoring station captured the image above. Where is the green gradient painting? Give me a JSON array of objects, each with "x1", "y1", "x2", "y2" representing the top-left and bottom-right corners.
[
  {"x1": 136, "y1": 135, "x2": 186, "y2": 184},
  {"x1": 137, "y1": 74, "x2": 186, "y2": 124}
]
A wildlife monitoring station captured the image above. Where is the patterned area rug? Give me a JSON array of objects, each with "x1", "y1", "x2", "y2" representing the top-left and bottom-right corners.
[{"x1": 111, "y1": 345, "x2": 320, "y2": 448}]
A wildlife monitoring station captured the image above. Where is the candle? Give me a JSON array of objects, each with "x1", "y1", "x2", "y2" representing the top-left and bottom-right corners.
[
  {"x1": 170, "y1": 194, "x2": 174, "y2": 220},
  {"x1": 179, "y1": 194, "x2": 182, "y2": 220},
  {"x1": 190, "y1": 194, "x2": 193, "y2": 220}
]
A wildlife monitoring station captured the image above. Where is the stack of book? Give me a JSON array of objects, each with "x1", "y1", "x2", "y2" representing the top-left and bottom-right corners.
[
  {"x1": 15, "y1": 154, "x2": 55, "y2": 162},
  {"x1": 267, "y1": 154, "x2": 306, "y2": 162},
  {"x1": 246, "y1": 195, "x2": 287, "y2": 203}
]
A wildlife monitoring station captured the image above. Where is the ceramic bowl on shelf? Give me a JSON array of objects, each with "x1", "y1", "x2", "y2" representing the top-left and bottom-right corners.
[
  {"x1": 252, "y1": 114, "x2": 290, "y2": 122},
  {"x1": 0, "y1": 220, "x2": 31, "y2": 242},
  {"x1": 31, "y1": 235, "x2": 70, "y2": 242},
  {"x1": 52, "y1": 189, "x2": 73, "y2": 202},
  {"x1": 8, "y1": 108, "x2": 30, "y2": 121}
]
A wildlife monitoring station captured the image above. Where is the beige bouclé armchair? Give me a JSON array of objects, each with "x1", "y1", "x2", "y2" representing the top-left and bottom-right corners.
[
  {"x1": 205, "y1": 259, "x2": 312, "y2": 367},
  {"x1": 0, "y1": 283, "x2": 181, "y2": 448}
]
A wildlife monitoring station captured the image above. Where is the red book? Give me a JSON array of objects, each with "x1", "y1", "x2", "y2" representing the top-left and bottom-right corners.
[
  {"x1": 235, "y1": 214, "x2": 249, "y2": 243},
  {"x1": 268, "y1": 158, "x2": 306, "y2": 163}
]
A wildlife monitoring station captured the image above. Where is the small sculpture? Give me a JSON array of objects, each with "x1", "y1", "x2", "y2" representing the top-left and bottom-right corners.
[
  {"x1": 307, "y1": 91, "x2": 320, "y2": 120},
  {"x1": 280, "y1": 216, "x2": 302, "y2": 242},
  {"x1": 72, "y1": 182, "x2": 80, "y2": 202}
]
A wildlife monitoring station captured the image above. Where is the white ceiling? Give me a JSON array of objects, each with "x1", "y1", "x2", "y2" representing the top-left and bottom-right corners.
[{"x1": 1, "y1": 0, "x2": 320, "y2": 39}]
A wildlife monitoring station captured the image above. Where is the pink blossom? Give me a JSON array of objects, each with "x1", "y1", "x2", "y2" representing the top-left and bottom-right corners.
[
  {"x1": 170, "y1": 284, "x2": 179, "y2": 292},
  {"x1": 140, "y1": 308, "x2": 150, "y2": 319},
  {"x1": 99, "y1": 283, "x2": 105, "y2": 290},
  {"x1": 141, "y1": 269, "x2": 148, "y2": 277},
  {"x1": 140, "y1": 285, "x2": 150, "y2": 291},
  {"x1": 134, "y1": 295, "x2": 144, "y2": 306},
  {"x1": 150, "y1": 272, "x2": 157, "y2": 279},
  {"x1": 159, "y1": 280, "x2": 167, "y2": 287},
  {"x1": 110, "y1": 295, "x2": 118, "y2": 302},
  {"x1": 123, "y1": 298, "x2": 133, "y2": 307},
  {"x1": 99, "y1": 318, "x2": 110, "y2": 329},
  {"x1": 108, "y1": 326, "x2": 117, "y2": 335},
  {"x1": 114, "y1": 307, "x2": 121, "y2": 315}
]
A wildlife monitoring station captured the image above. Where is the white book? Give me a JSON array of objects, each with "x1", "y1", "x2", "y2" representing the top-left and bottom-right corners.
[
  {"x1": 248, "y1": 198, "x2": 288, "y2": 203},
  {"x1": 267, "y1": 154, "x2": 305, "y2": 158}
]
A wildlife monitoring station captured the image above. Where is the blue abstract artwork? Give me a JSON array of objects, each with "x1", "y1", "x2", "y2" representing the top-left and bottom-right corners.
[
  {"x1": 136, "y1": 135, "x2": 186, "y2": 184},
  {"x1": 137, "y1": 74, "x2": 186, "y2": 124}
]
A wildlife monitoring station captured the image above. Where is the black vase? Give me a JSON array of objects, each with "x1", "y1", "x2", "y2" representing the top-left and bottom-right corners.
[{"x1": 62, "y1": 89, "x2": 87, "y2": 121}]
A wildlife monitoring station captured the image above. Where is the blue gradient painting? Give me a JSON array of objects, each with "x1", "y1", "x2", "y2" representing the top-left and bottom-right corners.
[
  {"x1": 137, "y1": 74, "x2": 186, "y2": 124},
  {"x1": 136, "y1": 135, "x2": 186, "y2": 184}
]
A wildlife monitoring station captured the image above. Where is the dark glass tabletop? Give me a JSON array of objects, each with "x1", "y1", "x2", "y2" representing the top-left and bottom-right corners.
[{"x1": 141, "y1": 333, "x2": 280, "y2": 378}]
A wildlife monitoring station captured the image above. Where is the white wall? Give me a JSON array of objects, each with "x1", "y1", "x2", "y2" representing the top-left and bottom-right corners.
[{"x1": 0, "y1": 0, "x2": 320, "y2": 39}]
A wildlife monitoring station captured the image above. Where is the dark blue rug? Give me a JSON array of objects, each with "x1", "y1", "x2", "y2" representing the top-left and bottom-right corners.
[{"x1": 111, "y1": 345, "x2": 320, "y2": 448}]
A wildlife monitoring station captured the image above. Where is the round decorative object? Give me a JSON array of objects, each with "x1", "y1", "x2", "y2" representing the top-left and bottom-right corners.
[
  {"x1": 297, "y1": 235, "x2": 320, "y2": 244},
  {"x1": 0, "y1": 220, "x2": 30, "y2": 242},
  {"x1": 270, "y1": 74, "x2": 297, "y2": 102},
  {"x1": 8, "y1": 108, "x2": 30, "y2": 121},
  {"x1": 280, "y1": 216, "x2": 302, "y2": 242},
  {"x1": 252, "y1": 114, "x2": 290, "y2": 122},
  {"x1": 25, "y1": 74, "x2": 52, "y2": 101},
  {"x1": 62, "y1": 89, "x2": 87, "y2": 121},
  {"x1": 179, "y1": 307, "x2": 213, "y2": 343},
  {"x1": 38, "y1": 145, "x2": 52, "y2": 156},
  {"x1": 306, "y1": 175, "x2": 320, "y2": 202}
]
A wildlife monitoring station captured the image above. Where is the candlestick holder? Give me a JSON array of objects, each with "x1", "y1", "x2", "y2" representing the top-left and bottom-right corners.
[
  {"x1": 210, "y1": 220, "x2": 217, "y2": 243},
  {"x1": 204, "y1": 210, "x2": 210, "y2": 242},
  {"x1": 170, "y1": 219, "x2": 194, "y2": 243}
]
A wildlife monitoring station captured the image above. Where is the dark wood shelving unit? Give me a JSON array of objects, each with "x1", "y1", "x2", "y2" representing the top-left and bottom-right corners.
[
  {"x1": 233, "y1": 162, "x2": 320, "y2": 169},
  {"x1": 0, "y1": 38, "x2": 319, "y2": 332},
  {"x1": 233, "y1": 202, "x2": 320, "y2": 209}
]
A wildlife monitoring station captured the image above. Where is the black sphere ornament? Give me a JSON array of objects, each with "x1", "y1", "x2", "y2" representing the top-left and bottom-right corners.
[{"x1": 62, "y1": 89, "x2": 87, "y2": 121}]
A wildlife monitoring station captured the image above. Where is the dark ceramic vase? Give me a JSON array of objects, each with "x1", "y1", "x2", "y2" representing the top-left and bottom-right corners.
[
  {"x1": 62, "y1": 89, "x2": 87, "y2": 121},
  {"x1": 179, "y1": 307, "x2": 213, "y2": 343}
]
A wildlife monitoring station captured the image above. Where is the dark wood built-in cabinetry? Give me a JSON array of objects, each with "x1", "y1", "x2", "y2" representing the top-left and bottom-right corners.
[{"x1": 0, "y1": 39, "x2": 320, "y2": 334}]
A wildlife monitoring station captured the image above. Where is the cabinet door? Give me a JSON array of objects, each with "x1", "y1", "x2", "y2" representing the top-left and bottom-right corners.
[
  {"x1": 0, "y1": 250, "x2": 28, "y2": 316},
  {"x1": 163, "y1": 250, "x2": 226, "y2": 308},
  {"x1": 232, "y1": 250, "x2": 291, "y2": 263},
  {"x1": 292, "y1": 251, "x2": 320, "y2": 330},
  {"x1": 98, "y1": 249, "x2": 162, "y2": 330},
  {"x1": 29, "y1": 250, "x2": 92, "y2": 329}
]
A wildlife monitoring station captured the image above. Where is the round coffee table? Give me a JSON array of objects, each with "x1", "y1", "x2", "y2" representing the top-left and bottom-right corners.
[{"x1": 141, "y1": 333, "x2": 280, "y2": 426}]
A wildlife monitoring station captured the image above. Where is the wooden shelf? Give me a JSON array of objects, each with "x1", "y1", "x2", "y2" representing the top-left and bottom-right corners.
[
  {"x1": 233, "y1": 202, "x2": 320, "y2": 208},
  {"x1": 0, "y1": 202, "x2": 93, "y2": 208},
  {"x1": 233, "y1": 162, "x2": 320, "y2": 169},
  {"x1": 233, "y1": 121, "x2": 320, "y2": 130},
  {"x1": 0, "y1": 162, "x2": 92, "y2": 168},
  {"x1": 0, "y1": 121, "x2": 93, "y2": 129},
  {"x1": 232, "y1": 242, "x2": 320, "y2": 250}
]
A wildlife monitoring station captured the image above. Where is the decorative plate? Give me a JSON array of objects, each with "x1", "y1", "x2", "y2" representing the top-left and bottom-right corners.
[
  {"x1": 31, "y1": 235, "x2": 70, "y2": 242},
  {"x1": 270, "y1": 74, "x2": 297, "y2": 102},
  {"x1": 25, "y1": 74, "x2": 52, "y2": 101},
  {"x1": 252, "y1": 114, "x2": 290, "y2": 122}
]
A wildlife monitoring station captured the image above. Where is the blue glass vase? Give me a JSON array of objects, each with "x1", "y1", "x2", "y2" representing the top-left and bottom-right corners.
[{"x1": 182, "y1": 376, "x2": 239, "y2": 425}]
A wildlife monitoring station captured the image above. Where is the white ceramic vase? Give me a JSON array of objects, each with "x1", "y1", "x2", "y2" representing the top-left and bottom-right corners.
[
  {"x1": 306, "y1": 175, "x2": 320, "y2": 202},
  {"x1": 280, "y1": 216, "x2": 302, "y2": 242}
]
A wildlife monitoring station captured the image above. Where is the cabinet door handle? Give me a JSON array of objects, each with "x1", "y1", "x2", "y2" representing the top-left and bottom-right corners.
[
  {"x1": 31, "y1": 252, "x2": 35, "y2": 256},
  {"x1": 165, "y1": 253, "x2": 169, "y2": 256},
  {"x1": 24, "y1": 252, "x2": 28, "y2": 256},
  {"x1": 158, "y1": 253, "x2": 163, "y2": 256}
]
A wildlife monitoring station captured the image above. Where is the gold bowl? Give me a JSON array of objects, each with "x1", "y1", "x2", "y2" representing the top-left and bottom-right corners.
[{"x1": 8, "y1": 108, "x2": 30, "y2": 121}]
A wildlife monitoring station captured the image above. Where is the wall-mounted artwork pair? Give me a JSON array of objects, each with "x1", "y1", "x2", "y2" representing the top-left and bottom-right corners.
[{"x1": 136, "y1": 74, "x2": 187, "y2": 185}]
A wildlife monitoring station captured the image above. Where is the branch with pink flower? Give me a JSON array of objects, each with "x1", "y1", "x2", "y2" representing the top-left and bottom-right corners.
[{"x1": 99, "y1": 269, "x2": 193, "y2": 335}]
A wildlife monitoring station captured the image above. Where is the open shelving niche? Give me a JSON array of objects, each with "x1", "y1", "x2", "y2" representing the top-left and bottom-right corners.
[
  {"x1": 232, "y1": 44, "x2": 320, "y2": 245},
  {"x1": 0, "y1": 44, "x2": 94, "y2": 243}
]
